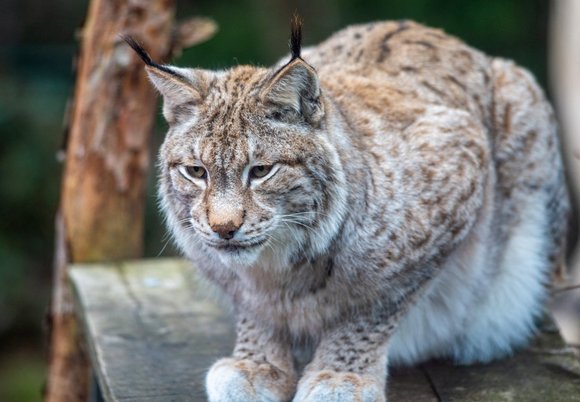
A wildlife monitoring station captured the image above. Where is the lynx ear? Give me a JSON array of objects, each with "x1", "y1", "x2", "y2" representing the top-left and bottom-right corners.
[
  {"x1": 145, "y1": 66, "x2": 209, "y2": 125},
  {"x1": 123, "y1": 36, "x2": 208, "y2": 125},
  {"x1": 260, "y1": 16, "x2": 323, "y2": 125},
  {"x1": 261, "y1": 59, "x2": 323, "y2": 124}
]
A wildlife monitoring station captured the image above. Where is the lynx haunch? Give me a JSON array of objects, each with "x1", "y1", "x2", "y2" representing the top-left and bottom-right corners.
[{"x1": 126, "y1": 17, "x2": 569, "y2": 402}]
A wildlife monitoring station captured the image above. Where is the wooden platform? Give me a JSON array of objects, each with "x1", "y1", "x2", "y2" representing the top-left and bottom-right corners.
[{"x1": 70, "y1": 258, "x2": 580, "y2": 401}]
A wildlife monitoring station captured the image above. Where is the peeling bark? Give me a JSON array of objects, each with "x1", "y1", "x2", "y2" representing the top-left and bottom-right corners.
[{"x1": 46, "y1": 1, "x2": 177, "y2": 401}]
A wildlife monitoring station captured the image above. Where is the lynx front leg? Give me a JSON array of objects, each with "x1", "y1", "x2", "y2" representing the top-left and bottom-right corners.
[
  {"x1": 293, "y1": 312, "x2": 398, "y2": 402},
  {"x1": 206, "y1": 314, "x2": 296, "y2": 402}
]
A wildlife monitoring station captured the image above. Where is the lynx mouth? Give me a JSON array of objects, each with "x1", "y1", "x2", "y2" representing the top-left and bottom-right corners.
[{"x1": 205, "y1": 238, "x2": 267, "y2": 252}]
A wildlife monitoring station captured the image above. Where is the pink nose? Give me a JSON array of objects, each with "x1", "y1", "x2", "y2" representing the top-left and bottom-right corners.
[{"x1": 210, "y1": 221, "x2": 240, "y2": 240}]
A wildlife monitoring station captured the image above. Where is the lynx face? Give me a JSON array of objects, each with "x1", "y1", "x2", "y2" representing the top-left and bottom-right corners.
[{"x1": 153, "y1": 63, "x2": 346, "y2": 267}]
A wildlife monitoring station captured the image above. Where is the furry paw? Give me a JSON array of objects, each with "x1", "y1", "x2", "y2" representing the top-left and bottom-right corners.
[
  {"x1": 293, "y1": 370, "x2": 385, "y2": 402},
  {"x1": 206, "y1": 358, "x2": 296, "y2": 402}
]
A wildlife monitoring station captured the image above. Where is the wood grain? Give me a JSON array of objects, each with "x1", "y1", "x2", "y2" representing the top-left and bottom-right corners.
[
  {"x1": 71, "y1": 258, "x2": 580, "y2": 401},
  {"x1": 70, "y1": 259, "x2": 235, "y2": 402}
]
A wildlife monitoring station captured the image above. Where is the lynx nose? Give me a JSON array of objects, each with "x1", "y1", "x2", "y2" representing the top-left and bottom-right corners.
[{"x1": 210, "y1": 221, "x2": 240, "y2": 240}]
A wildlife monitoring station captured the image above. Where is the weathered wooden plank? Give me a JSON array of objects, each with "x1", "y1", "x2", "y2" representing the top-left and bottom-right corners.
[
  {"x1": 71, "y1": 258, "x2": 580, "y2": 401},
  {"x1": 387, "y1": 366, "x2": 438, "y2": 401},
  {"x1": 70, "y1": 259, "x2": 236, "y2": 402},
  {"x1": 422, "y1": 320, "x2": 580, "y2": 402}
]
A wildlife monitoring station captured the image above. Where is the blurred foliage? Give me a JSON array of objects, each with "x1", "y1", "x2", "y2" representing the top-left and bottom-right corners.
[
  {"x1": 0, "y1": 0, "x2": 549, "y2": 400},
  {"x1": 0, "y1": 347, "x2": 45, "y2": 402}
]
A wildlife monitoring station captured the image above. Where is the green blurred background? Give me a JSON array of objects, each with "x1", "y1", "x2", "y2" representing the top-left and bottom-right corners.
[{"x1": 0, "y1": 0, "x2": 551, "y2": 401}]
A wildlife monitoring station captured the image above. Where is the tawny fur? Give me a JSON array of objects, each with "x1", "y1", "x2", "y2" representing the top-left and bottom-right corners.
[{"x1": 132, "y1": 20, "x2": 569, "y2": 402}]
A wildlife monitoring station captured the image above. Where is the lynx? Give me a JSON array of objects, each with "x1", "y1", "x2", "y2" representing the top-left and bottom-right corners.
[{"x1": 126, "y1": 17, "x2": 569, "y2": 402}]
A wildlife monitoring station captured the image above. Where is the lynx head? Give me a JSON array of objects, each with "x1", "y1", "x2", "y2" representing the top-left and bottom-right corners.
[{"x1": 125, "y1": 18, "x2": 346, "y2": 268}]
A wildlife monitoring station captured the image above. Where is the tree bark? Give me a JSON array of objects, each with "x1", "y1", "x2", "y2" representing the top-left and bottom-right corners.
[
  {"x1": 550, "y1": 0, "x2": 580, "y2": 279},
  {"x1": 46, "y1": 1, "x2": 176, "y2": 401},
  {"x1": 549, "y1": 0, "x2": 580, "y2": 346}
]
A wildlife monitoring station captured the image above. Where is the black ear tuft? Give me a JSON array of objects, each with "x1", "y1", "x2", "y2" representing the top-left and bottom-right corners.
[
  {"x1": 121, "y1": 35, "x2": 183, "y2": 79},
  {"x1": 122, "y1": 35, "x2": 155, "y2": 66},
  {"x1": 289, "y1": 14, "x2": 302, "y2": 60}
]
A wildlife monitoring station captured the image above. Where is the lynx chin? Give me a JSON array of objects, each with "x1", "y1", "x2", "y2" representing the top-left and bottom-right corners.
[{"x1": 126, "y1": 16, "x2": 569, "y2": 402}]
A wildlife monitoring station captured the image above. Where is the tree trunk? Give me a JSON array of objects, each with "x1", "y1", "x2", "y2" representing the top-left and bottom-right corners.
[
  {"x1": 549, "y1": 0, "x2": 580, "y2": 345},
  {"x1": 46, "y1": 1, "x2": 176, "y2": 401},
  {"x1": 550, "y1": 0, "x2": 580, "y2": 274}
]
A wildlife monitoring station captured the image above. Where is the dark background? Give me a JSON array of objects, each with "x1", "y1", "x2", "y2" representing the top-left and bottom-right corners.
[{"x1": 0, "y1": 0, "x2": 553, "y2": 401}]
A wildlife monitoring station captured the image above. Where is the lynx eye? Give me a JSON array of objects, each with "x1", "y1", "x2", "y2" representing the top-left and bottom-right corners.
[
  {"x1": 268, "y1": 108, "x2": 299, "y2": 122},
  {"x1": 249, "y1": 165, "x2": 273, "y2": 179},
  {"x1": 178, "y1": 165, "x2": 207, "y2": 181}
]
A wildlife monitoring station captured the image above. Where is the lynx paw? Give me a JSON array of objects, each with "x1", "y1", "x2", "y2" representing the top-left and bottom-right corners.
[
  {"x1": 206, "y1": 358, "x2": 296, "y2": 402},
  {"x1": 293, "y1": 370, "x2": 385, "y2": 402}
]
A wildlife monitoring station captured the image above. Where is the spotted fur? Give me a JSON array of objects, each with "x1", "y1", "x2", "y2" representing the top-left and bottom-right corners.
[{"x1": 129, "y1": 19, "x2": 569, "y2": 401}]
